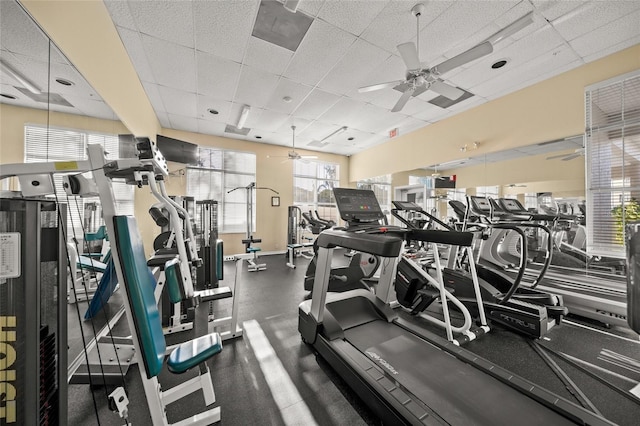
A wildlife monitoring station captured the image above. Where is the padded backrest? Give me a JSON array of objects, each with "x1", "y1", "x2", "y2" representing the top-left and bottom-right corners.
[{"x1": 113, "y1": 216, "x2": 166, "y2": 379}]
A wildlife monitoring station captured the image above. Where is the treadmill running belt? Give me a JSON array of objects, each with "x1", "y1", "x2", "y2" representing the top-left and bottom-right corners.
[{"x1": 347, "y1": 321, "x2": 576, "y2": 425}]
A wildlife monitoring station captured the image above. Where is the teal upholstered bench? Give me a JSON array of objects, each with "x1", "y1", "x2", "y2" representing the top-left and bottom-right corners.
[{"x1": 112, "y1": 215, "x2": 222, "y2": 424}]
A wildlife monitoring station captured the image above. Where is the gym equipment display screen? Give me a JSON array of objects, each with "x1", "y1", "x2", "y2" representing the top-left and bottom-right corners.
[{"x1": 333, "y1": 187, "x2": 385, "y2": 223}]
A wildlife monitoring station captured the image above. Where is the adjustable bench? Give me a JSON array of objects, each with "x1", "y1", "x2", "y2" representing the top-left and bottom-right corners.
[{"x1": 113, "y1": 215, "x2": 223, "y2": 425}]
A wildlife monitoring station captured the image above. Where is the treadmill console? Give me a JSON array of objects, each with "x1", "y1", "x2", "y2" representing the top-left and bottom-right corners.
[
  {"x1": 392, "y1": 200, "x2": 421, "y2": 211},
  {"x1": 333, "y1": 187, "x2": 385, "y2": 224},
  {"x1": 468, "y1": 196, "x2": 491, "y2": 214},
  {"x1": 500, "y1": 198, "x2": 525, "y2": 212}
]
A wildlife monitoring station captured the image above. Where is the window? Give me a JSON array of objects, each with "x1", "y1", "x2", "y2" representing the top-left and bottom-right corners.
[
  {"x1": 476, "y1": 186, "x2": 499, "y2": 198},
  {"x1": 446, "y1": 188, "x2": 467, "y2": 219},
  {"x1": 24, "y1": 124, "x2": 135, "y2": 240},
  {"x1": 293, "y1": 160, "x2": 340, "y2": 224},
  {"x1": 585, "y1": 70, "x2": 640, "y2": 258},
  {"x1": 186, "y1": 148, "x2": 256, "y2": 233},
  {"x1": 357, "y1": 175, "x2": 391, "y2": 219}
]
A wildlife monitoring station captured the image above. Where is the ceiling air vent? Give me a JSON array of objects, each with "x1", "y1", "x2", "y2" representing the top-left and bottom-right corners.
[{"x1": 252, "y1": 0, "x2": 313, "y2": 52}]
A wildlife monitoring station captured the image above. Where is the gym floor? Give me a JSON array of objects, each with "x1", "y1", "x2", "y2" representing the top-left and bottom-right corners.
[{"x1": 67, "y1": 251, "x2": 640, "y2": 425}]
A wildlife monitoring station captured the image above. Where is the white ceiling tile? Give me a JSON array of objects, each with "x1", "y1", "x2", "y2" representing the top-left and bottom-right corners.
[
  {"x1": 317, "y1": 1, "x2": 389, "y2": 36},
  {"x1": 196, "y1": 51, "x2": 240, "y2": 100},
  {"x1": 252, "y1": 108, "x2": 290, "y2": 133},
  {"x1": 276, "y1": 117, "x2": 313, "y2": 136},
  {"x1": 360, "y1": 1, "x2": 454, "y2": 54},
  {"x1": 243, "y1": 37, "x2": 293, "y2": 76},
  {"x1": 407, "y1": 99, "x2": 451, "y2": 121},
  {"x1": 569, "y1": 9, "x2": 640, "y2": 58},
  {"x1": 318, "y1": 39, "x2": 391, "y2": 94},
  {"x1": 583, "y1": 34, "x2": 640, "y2": 63},
  {"x1": 234, "y1": 65, "x2": 281, "y2": 109},
  {"x1": 293, "y1": 88, "x2": 341, "y2": 120},
  {"x1": 197, "y1": 119, "x2": 227, "y2": 136},
  {"x1": 451, "y1": 24, "x2": 566, "y2": 90},
  {"x1": 298, "y1": 120, "x2": 343, "y2": 141},
  {"x1": 531, "y1": 0, "x2": 584, "y2": 22},
  {"x1": 49, "y1": 61, "x2": 99, "y2": 99},
  {"x1": 369, "y1": 89, "x2": 409, "y2": 110},
  {"x1": 0, "y1": 0, "x2": 50, "y2": 60},
  {"x1": 417, "y1": 1, "x2": 518, "y2": 64},
  {"x1": 283, "y1": 19, "x2": 357, "y2": 86},
  {"x1": 104, "y1": 1, "x2": 138, "y2": 30},
  {"x1": 473, "y1": 44, "x2": 581, "y2": 98},
  {"x1": 317, "y1": 97, "x2": 364, "y2": 125},
  {"x1": 193, "y1": 0, "x2": 259, "y2": 62},
  {"x1": 128, "y1": 1, "x2": 194, "y2": 48},
  {"x1": 264, "y1": 78, "x2": 313, "y2": 114},
  {"x1": 157, "y1": 85, "x2": 197, "y2": 117},
  {"x1": 196, "y1": 96, "x2": 232, "y2": 123},
  {"x1": 142, "y1": 35, "x2": 196, "y2": 92},
  {"x1": 64, "y1": 96, "x2": 117, "y2": 120},
  {"x1": 142, "y1": 82, "x2": 166, "y2": 115},
  {"x1": 157, "y1": 111, "x2": 171, "y2": 128},
  {"x1": 394, "y1": 115, "x2": 430, "y2": 136},
  {"x1": 298, "y1": 1, "x2": 326, "y2": 18},
  {"x1": 350, "y1": 103, "x2": 400, "y2": 133},
  {"x1": 115, "y1": 27, "x2": 156, "y2": 84},
  {"x1": 552, "y1": 1, "x2": 640, "y2": 42},
  {"x1": 168, "y1": 113, "x2": 198, "y2": 133},
  {"x1": 351, "y1": 55, "x2": 407, "y2": 102}
]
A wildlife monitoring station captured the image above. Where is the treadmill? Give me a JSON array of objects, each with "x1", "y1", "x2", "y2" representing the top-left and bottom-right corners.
[{"x1": 299, "y1": 188, "x2": 612, "y2": 425}]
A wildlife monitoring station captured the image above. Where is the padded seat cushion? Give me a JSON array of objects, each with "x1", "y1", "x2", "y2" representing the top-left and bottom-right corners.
[{"x1": 167, "y1": 332, "x2": 222, "y2": 374}]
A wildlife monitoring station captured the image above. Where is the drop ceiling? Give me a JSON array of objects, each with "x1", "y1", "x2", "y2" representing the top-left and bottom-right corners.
[{"x1": 1, "y1": 0, "x2": 640, "y2": 158}]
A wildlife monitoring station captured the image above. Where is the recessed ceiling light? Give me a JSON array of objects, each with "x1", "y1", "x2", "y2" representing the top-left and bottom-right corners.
[
  {"x1": 207, "y1": 108, "x2": 219, "y2": 115},
  {"x1": 55, "y1": 78, "x2": 74, "y2": 86},
  {"x1": 491, "y1": 59, "x2": 508, "y2": 69},
  {"x1": 282, "y1": 96, "x2": 292, "y2": 103},
  {"x1": 255, "y1": 135, "x2": 262, "y2": 139},
  {"x1": 347, "y1": 137, "x2": 354, "y2": 141},
  {"x1": 0, "y1": 93, "x2": 17, "y2": 99}
]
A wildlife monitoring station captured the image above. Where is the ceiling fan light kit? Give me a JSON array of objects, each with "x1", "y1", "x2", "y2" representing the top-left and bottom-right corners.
[{"x1": 358, "y1": 4, "x2": 534, "y2": 113}]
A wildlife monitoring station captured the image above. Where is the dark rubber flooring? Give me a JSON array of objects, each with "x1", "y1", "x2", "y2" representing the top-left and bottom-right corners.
[{"x1": 67, "y1": 251, "x2": 640, "y2": 425}]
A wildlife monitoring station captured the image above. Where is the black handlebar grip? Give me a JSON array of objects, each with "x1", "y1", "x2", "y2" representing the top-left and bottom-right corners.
[{"x1": 149, "y1": 207, "x2": 169, "y2": 227}]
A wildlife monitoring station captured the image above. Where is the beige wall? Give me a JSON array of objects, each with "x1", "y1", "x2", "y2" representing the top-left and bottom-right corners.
[{"x1": 350, "y1": 44, "x2": 640, "y2": 182}]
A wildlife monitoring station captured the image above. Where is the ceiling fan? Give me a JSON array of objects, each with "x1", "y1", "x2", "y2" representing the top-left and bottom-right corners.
[
  {"x1": 269, "y1": 125, "x2": 318, "y2": 161},
  {"x1": 504, "y1": 183, "x2": 527, "y2": 188},
  {"x1": 546, "y1": 148, "x2": 585, "y2": 161},
  {"x1": 358, "y1": 3, "x2": 534, "y2": 112}
]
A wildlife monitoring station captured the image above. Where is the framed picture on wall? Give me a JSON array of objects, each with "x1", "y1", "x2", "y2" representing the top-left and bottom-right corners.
[{"x1": 271, "y1": 196, "x2": 280, "y2": 207}]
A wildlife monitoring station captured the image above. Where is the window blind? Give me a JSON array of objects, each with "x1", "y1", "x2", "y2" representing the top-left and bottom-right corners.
[
  {"x1": 186, "y1": 147, "x2": 256, "y2": 233},
  {"x1": 585, "y1": 71, "x2": 640, "y2": 258},
  {"x1": 24, "y1": 124, "x2": 135, "y2": 241},
  {"x1": 293, "y1": 160, "x2": 340, "y2": 224}
]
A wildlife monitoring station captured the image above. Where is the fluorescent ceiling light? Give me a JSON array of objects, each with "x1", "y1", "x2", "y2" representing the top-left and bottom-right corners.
[
  {"x1": 0, "y1": 59, "x2": 41, "y2": 94},
  {"x1": 237, "y1": 105, "x2": 251, "y2": 129},
  {"x1": 320, "y1": 126, "x2": 348, "y2": 143}
]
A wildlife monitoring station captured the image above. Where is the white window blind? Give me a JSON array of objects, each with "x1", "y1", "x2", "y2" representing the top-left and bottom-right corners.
[
  {"x1": 293, "y1": 160, "x2": 340, "y2": 224},
  {"x1": 24, "y1": 124, "x2": 135, "y2": 241},
  {"x1": 585, "y1": 71, "x2": 640, "y2": 258},
  {"x1": 186, "y1": 148, "x2": 256, "y2": 233}
]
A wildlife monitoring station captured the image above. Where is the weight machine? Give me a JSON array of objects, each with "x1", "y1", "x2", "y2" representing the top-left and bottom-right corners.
[{"x1": 227, "y1": 182, "x2": 278, "y2": 271}]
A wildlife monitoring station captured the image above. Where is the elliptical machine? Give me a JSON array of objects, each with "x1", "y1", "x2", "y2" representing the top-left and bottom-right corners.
[{"x1": 396, "y1": 199, "x2": 566, "y2": 338}]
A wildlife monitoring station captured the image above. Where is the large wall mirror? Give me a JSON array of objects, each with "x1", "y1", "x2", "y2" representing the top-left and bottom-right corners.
[{"x1": 0, "y1": 2, "x2": 131, "y2": 420}]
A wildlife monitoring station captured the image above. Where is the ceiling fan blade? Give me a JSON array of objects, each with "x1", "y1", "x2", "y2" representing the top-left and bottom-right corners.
[
  {"x1": 432, "y1": 41, "x2": 493, "y2": 76},
  {"x1": 397, "y1": 42, "x2": 421, "y2": 70},
  {"x1": 358, "y1": 80, "x2": 404, "y2": 93},
  {"x1": 391, "y1": 88, "x2": 415, "y2": 112},
  {"x1": 485, "y1": 12, "x2": 534, "y2": 45},
  {"x1": 429, "y1": 80, "x2": 464, "y2": 100},
  {"x1": 300, "y1": 155, "x2": 318, "y2": 159}
]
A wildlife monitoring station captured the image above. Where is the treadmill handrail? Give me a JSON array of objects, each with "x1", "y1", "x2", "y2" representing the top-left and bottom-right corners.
[{"x1": 390, "y1": 207, "x2": 474, "y2": 247}]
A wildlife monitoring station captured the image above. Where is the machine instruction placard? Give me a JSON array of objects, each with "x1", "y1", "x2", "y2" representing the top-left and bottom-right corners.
[{"x1": 0, "y1": 232, "x2": 21, "y2": 279}]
